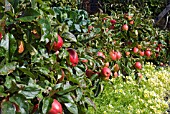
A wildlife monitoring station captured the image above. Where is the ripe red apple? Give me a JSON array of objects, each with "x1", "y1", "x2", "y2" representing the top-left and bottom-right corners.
[
  {"x1": 101, "y1": 67, "x2": 111, "y2": 79},
  {"x1": 125, "y1": 52, "x2": 130, "y2": 56},
  {"x1": 155, "y1": 47, "x2": 160, "y2": 52},
  {"x1": 127, "y1": 16, "x2": 132, "y2": 20},
  {"x1": 0, "y1": 32, "x2": 2, "y2": 40},
  {"x1": 110, "y1": 51, "x2": 117, "y2": 61},
  {"x1": 134, "y1": 62, "x2": 142, "y2": 70},
  {"x1": 116, "y1": 51, "x2": 122, "y2": 60},
  {"x1": 109, "y1": 25, "x2": 115, "y2": 30},
  {"x1": 104, "y1": 62, "x2": 109, "y2": 67},
  {"x1": 67, "y1": 48, "x2": 79, "y2": 67},
  {"x1": 133, "y1": 47, "x2": 139, "y2": 53},
  {"x1": 110, "y1": 19, "x2": 116, "y2": 25},
  {"x1": 129, "y1": 20, "x2": 134, "y2": 25},
  {"x1": 48, "y1": 99, "x2": 63, "y2": 114},
  {"x1": 145, "y1": 50, "x2": 151, "y2": 57},
  {"x1": 122, "y1": 24, "x2": 128, "y2": 31},
  {"x1": 53, "y1": 35, "x2": 63, "y2": 51},
  {"x1": 139, "y1": 51, "x2": 144, "y2": 56},
  {"x1": 97, "y1": 51, "x2": 105, "y2": 59}
]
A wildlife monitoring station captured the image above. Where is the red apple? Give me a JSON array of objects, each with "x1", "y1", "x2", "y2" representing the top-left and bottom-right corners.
[
  {"x1": 116, "y1": 51, "x2": 122, "y2": 60},
  {"x1": 125, "y1": 52, "x2": 130, "y2": 56},
  {"x1": 122, "y1": 24, "x2": 128, "y2": 31},
  {"x1": 134, "y1": 62, "x2": 142, "y2": 70},
  {"x1": 101, "y1": 67, "x2": 111, "y2": 78},
  {"x1": 48, "y1": 99, "x2": 62, "y2": 114},
  {"x1": 110, "y1": 51, "x2": 117, "y2": 61},
  {"x1": 133, "y1": 47, "x2": 139, "y2": 53},
  {"x1": 129, "y1": 20, "x2": 134, "y2": 25},
  {"x1": 155, "y1": 47, "x2": 160, "y2": 52},
  {"x1": 139, "y1": 51, "x2": 144, "y2": 56},
  {"x1": 104, "y1": 62, "x2": 109, "y2": 67},
  {"x1": 110, "y1": 19, "x2": 116, "y2": 25},
  {"x1": 145, "y1": 50, "x2": 151, "y2": 57},
  {"x1": 53, "y1": 35, "x2": 63, "y2": 51},
  {"x1": 0, "y1": 32, "x2": 2, "y2": 40},
  {"x1": 97, "y1": 51, "x2": 105, "y2": 59},
  {"x1": 109, "y1": 25, "x2": 115, "y2": 30},
  {"x1": 67, "y1": 48, "x2": 79, "y2": 67},
  {"x1": 127, "y1": 16, "x2": 132, "y2": 20}
]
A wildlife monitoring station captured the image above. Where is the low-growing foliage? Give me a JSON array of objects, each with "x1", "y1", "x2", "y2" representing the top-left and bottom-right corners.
[{"x1": 88, "y1": 63, "x2": 170, "y2": 114}]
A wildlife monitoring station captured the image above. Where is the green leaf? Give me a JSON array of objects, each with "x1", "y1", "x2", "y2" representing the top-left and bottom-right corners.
[
  {"x1": 18, "y1": 67, "x2": 35, "y2": 78},
  {"x1": 1, "y1": 101, "x2": 15, "y2": 114},
  {"x1": 19, "y1": 78, "x2": 41, "y2": 99},
  {"x1": 59, "y1": 93, "x2": 74, "y2": 103},
  {"x1": 19, "y1": 86, "x2": 40, "y2": 99},
  {"x1": 62, "y1": 32, "x2": 77, "y2": 42},
  {"x1": 0, "y1": 62, "x2": 17, "y2": 75},
  {"x1": 38, "y1": 18, "x2": 51, "y2": 42},
  {"x1": 16, "y1": 8, "x2": 40, "y2": 22},
  {"x1": 42, "y1": 97, "x2": 53, "y2": 114},
  {"x1": 9, "y1": 33, "x2": 17, "y2": 57},
  {"x1": 35, "y1": 67, "x2": 50, "y2": 76},
  {"x1": 74, "y1": 67, "x2": 84, "y2": 76},
  {"x1": 57, "y1": 85, "x2": 78, "y2": 95},
  {"x1": 64, "y1": 102, "x2": 78, "y2": 114},
  {"x1": 4, "y1": 76, "x2": 15, "y2": 89},
  {"x1": 10, "y1": 94, "x2": 29, "y2": 114},
  {"x1": 76, "y1": 88, "x2": 83, "y2": 102},
  {"x1": 74, "y1": 24, "x2": 81, "y2": 32},
  {"x1": 85, "y1": 97, "x2": 96, "y2": 109},
  {"x1": 0, "y1": 47, "x2": 6, "y2": 57}
]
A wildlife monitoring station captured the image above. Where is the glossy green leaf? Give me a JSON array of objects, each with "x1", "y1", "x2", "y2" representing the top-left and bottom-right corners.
[
  {"x1": 42, "y1": 97, "x2": 53, "y2": 114},
  {"x1": 0, "y1": 62, "x2": 17, "y2": 75},
  {"x1": 10, "y1": 94, "x2": 29, "y2": 114},
  {"x1": 1, "y1": 101, "x2": 15, "y2": 114},
  {"x1": 4, "y1": 76, "x2": 15, "y2": 89},
  {"x1": 62, "y1": 32, "x2": 77, "y2": 42},
  {"x1": 19, "y1": 86, "x2": 40, "y2": 99},
  {"x1": 74, "y1": 24, "x2": 81, "y2": 32},
  {"x1": 18, "y1": 68, "x2": 35, "y2": 79},
  {"x1": 57, "y1": 85, "x2": 78, "y2": 95},
  {"x1": 16, "y1": 8, "x2": 40, "y2": 22},
  {"x1": 85, "y1": 97, "x2": 96, "y2": 109},
  {"x1": 64, "y1": 102, "x2": 78, "y2": 114}
]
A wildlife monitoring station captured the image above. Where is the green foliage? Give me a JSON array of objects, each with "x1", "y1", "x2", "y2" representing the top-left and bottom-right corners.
[
  {"x1": 88, "y1": 63, "x2": 170, "y2": 114},
  {"x1": 0, "y1": 0, "x2": 170, "y2": 113}
]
